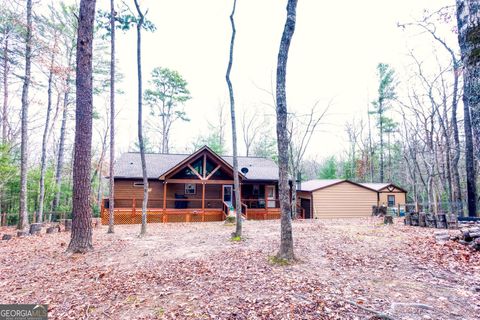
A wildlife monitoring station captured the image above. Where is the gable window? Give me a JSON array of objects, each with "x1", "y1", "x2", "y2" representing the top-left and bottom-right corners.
[
  {"x1": 191, "y1": 158, "x2": 204, "y2": 177},
  {"x1": 387, "y1": 195, "x2": 395, "y2": 207},
  {"x1": 185, "y1": 183, "x2": 196, "y2": 195},
  {"x1": 205, "y1": 157, "x2": 217, "y2": 176},
  {"x1": 171, "y1": 167, "x2": 199, "y2": 179}
]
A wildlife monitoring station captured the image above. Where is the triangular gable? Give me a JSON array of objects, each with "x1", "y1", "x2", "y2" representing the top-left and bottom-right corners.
[
  {"x1": 159, "y1": 145, "x2": 246, "y2": 180},
  {"x1": 378, "y1": 183, "x2": 407, "y2": 193}
]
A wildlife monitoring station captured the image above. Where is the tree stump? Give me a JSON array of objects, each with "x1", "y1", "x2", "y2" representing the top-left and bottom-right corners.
[
  {"x1": 2, "y1": 234, "x2": 12, "y2": 240},
  {"x1": 58, "y1": 219, "x2": 66, "y2": 231},
  {"x1": 472, "y1": 238, "x2": 480, "y2": 251},
  {"x1": 29, "y1": 223, "x2": 43, "y2": 235},
  {"x1": 64, "y1": 219, "x2": 72, "y2": 232},
  {"x1": 436, "y1": 214, "x2": 447, "y2": 229},
  {"x1": 46, "y1": 226, "x2": 58, "y2": 234},
  {"x1": 410, "y1": 213, "x2": 419, "y2": 226},
  {"x1": 17, "y1": 231, "x2": 29, "y2": 237},
  {"x1": 92, "y1": 218, "x2": 101, "y2": 228},
  {"x1": 384, "y1": 215, "x2": 393, "y2": 225},
  {"x1": 404, "y1": 213, "x2": 411, "y2": 225},
  {"x1": 446, "y1": 214, "x2": 458, "y2": 229},
  {"x1": 425, "y1": 213, "x2": 436, "y2": 228},
  {"x1": 419, "y1": 212, "x2": 427, "y2": 227},
  {"x1": 379, "y1": 206, "x2": 387, "y2": 216}
]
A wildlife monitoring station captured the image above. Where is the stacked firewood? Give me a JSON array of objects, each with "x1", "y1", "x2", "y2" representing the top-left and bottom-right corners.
[
  {"x1": 404, "y1": 212, "x2": 458, "y2": 229},
  {"x1": 450, "y1": 223, "x2": 480, "y2": 251},
  {"x1": 371, "y1": 205, "x2": 387, "y2": 216}
]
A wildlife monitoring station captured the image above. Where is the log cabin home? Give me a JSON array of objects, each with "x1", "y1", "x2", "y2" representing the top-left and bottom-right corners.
[{"x1": 101, "y1": 146, "x2": 282, "y2": 224}]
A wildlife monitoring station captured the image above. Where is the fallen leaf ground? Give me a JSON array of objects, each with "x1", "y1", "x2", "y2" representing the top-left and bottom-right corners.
[{"x1": 1, "y1": 218, "x2": 479, "y2": 319}]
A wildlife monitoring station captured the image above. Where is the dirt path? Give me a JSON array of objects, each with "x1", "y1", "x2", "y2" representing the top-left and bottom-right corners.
[{"x1": 0, "y1": 218, "x2": 479, "y2": 319}]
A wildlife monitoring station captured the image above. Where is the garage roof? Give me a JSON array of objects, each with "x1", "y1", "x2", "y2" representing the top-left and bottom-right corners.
[{"x1": 298, "y1": 179, "x2": 346, "y2": 192}]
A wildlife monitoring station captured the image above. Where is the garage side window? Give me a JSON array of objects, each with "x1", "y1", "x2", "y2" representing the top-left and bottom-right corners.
[{"x1": 387, "y1": 195, "x2": 395, "y2": 207}]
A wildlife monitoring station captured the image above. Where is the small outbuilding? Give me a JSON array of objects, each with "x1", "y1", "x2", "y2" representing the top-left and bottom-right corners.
[
  {"x1": 297, "y1": 179, "x2": 378, "y2": 219},
  {"x1": 359, "y1": 183, "x2": 407, "y2": 208}
]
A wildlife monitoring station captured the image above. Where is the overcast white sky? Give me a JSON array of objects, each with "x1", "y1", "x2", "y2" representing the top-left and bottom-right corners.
[{"x1": 95, "y1": 0, "x2": 455, "y2": 159}]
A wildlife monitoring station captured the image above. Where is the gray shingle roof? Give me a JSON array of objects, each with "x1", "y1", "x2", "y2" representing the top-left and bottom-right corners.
[
  {"x1": 114, "y1": 152, "x2": 278, "y2": 181},
  {"x1": 359, "y1": 183, "x2": 390, "y2": 191},
  {"x1": 297, "y1": 179, "x2": 345, "y2": 192},
  {"x1": 359, "y1": 183, "x2": 407, "y2": 193}
]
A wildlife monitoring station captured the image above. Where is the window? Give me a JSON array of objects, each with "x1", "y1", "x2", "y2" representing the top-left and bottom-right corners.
[
  {"x1": 388, "y1": 195, "x2": 395, "y2": 207},
  {"x1": 205, "y1": 158, "x2": 217, "y2": 176},
  {"x1": 171, "y1": 167, "x2": 199, "y2": 179},
  {"x1": 185, "y1": 183, "x2": 196, "y2": 195},
  {"x1": 191, "y1": 158, "x2": 204, "y2": 177}
]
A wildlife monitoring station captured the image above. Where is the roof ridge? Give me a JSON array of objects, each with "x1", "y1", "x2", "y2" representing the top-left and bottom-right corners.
[
  {"x1": 123, "y1": 152, "x2": 272, "y2": 160},
  {"x1": 125, "y1": 152, "x2": 190, "y2": 155}
]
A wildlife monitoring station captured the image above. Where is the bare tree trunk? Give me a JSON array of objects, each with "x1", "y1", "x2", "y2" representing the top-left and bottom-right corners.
[
  {"x1": 456, "y1": 0, "x2": 479, "y2": 217},
  {"x1": 1, "y1": 32, "x2": 9, "y2": 218},
  {"x1": 290, "y1": 170, "x2": 297, "y2": 217},
  {"x1": 275, "y1": 0, "x2": 298, "y2": 261},
  {"x1": 162, "y1": 120, "x2": 168, "y2": 153},
  {"x1": 134, "y1": 0, "x2": 149, "y2": 236},
  {"x1": 67, "y1": 0, "x2": 96, "y2": 253},
  {"x1": 451, "y1": 65, "x2": 463, "y2": 216},
  {"x1": 52, "y1": 76, "x2": 70, "y2": 218},
  {"x1": 96, "y1": 124, "x2": 108, "y2": 208},
  {"x1": 226, "y1": 0, "x2": 242, "y2": 238},
  {"x1": 108, "y1": 0, "x2": 116, "y2": 233},
  {"x1": 379, "y1": 107, "x2": 384, "y2": 183},
  {"x1": 367, "y1": 111, "x2": 374, "y2": 182},
  {"x1": 2, "y1": 36, "x2": 8, "y2": 143},
  {"x1": 18, "y1": 0, "x2": 33, "y2": 231},
  {"x1": 38, "y1": 52, "x2": 56, "y2": 223}
]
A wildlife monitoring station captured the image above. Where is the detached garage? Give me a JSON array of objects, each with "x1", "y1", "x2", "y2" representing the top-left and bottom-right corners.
[{"x1": 297, "y1": 179, "x2": 378, "y2": 219}]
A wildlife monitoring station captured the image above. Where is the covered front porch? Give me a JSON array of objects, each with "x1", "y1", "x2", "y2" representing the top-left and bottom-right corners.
[
  {"x1": 100, "y1": 182, "x2": 280, "y2": 224},
  {"x1": 101, "y1": 148, "x2": 280, "y2": 225}
]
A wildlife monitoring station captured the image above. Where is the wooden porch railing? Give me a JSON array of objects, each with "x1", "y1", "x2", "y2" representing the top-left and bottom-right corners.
[
  {"x1": 102, "y1": 197, "x2": 282, "y2": 224},
  {"x1": 222, "y1": 201, "x2": 230, "y2": 219},
  {"x1": 241, "y1": 203, "x2": 248, "y2": 219}
]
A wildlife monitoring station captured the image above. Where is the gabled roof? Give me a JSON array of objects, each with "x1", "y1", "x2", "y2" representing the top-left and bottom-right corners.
[
  {"x1": 114, "y1": 153, "x2": 188, "y2": 179},
  {"x1": 360, "y1": 183, "x2": 407, "y2": 193},
  {"x1": 298, "y1": 179, "x2": 346, "y2": 192},
  {"x1": 159, "y1": 146, "x2": 246, "y2": 180},
  {"x1": 114, "y1": 146, "x2": 279, "y2": 181},
  {"x1": 298, "y1": 179, "x2": 401, "y2": 193}
]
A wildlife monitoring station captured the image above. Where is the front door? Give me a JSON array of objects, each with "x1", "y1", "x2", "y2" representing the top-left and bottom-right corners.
[
  {"x1": 300, "y1": 198, "x2": 311, "y2": 219},
  {"x1": 266, "y1": 185, "x2": 276, "y2": 208},
  {"x1": 223, "y1": 185, "x2": 233, "y2": 207}
]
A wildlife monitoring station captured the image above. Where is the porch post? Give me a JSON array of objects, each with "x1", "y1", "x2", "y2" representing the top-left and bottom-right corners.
[
  {"x1": 264, "y1": 185, "x2": 268, "y2": 219},
  {"x1": 163, "y1": 181, "x2": 167, "y2": 223},
  {"x1": 202, "y1": 183, "x2": 205, "y2": 211},
  {"x1": 163, "y1": 181, "x2": 167, "y2": 211},
  {"x1": 132, "y1": 197, "x2": 136, "y2": 224}
]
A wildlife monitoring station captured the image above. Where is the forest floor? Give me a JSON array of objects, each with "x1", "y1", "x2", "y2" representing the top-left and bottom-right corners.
[{"x1": 0, "y1": 218, "x2": 479, "y2": 320}]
